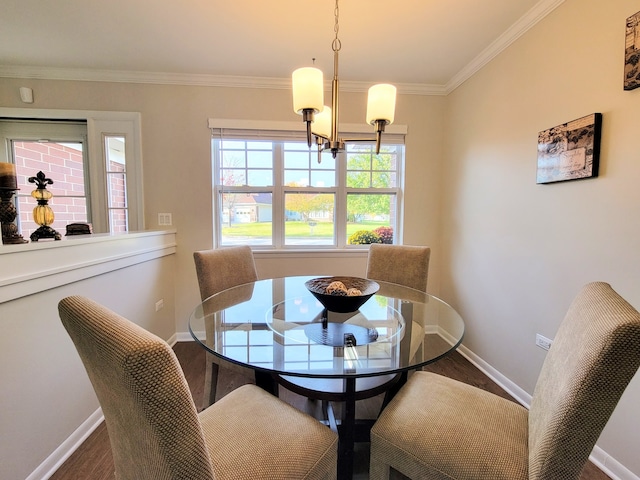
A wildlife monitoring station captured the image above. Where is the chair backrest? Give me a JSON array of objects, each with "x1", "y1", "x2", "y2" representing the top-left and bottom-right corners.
[
  {"x1": 59, "y1": 296, "x2": 215, "y2": 480},
  {"x1": 193, "y1": 246, "x2": 258, "y2": 301},
  {"x1": 528, "y1": 282, "x2": 640, "y2": 480},
  {"x1": 365, "y1": 244, "x2": 431, "y2": 293}
]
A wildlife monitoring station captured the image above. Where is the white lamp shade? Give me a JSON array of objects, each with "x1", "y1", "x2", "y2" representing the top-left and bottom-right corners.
[
  {"x1": 311, "y1": 106, "x2": 332, "y2": 138},
  {"x1": 292, "y1": 67, "x2": 324, "y2": 114},
  {"x1": 366, "y1": 83, "x2": 396, "y2": 125}
]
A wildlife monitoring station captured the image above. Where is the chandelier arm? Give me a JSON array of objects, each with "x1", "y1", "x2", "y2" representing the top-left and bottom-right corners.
[
  {"x1": 302, "y1": 108, "x2": 315, "y2": 147},
  {"x1": 373, "y1": 119, "x2": 387, "y2": 154},
  {"x1": 331, "y1": 51, "x2": 340, "y2": 145}
]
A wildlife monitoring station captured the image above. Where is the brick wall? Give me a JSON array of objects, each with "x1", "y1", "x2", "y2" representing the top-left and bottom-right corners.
[
  {"x1": 108, "y1": 161, "x2": 127, "y2": 233},
  {"x1": 14, "y1": 142, "x2": 88, "y2": 238},
  {"x1": 13, "y1": 142, "x2": 130, "y2": 237}
]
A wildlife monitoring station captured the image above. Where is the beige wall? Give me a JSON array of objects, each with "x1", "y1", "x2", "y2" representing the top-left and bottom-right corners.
[
  {"x1": 0, "y1": 79, "x2": 446, "y2": 333},
  {"x1": 442, "y1": 0, "x2": 640, "y2": 475},
  {"x1": 0, "y1": 77, "x2": 446, "y2": 478}
]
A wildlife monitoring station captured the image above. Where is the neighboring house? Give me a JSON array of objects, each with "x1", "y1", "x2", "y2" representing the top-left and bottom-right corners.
[{"x1": 223, "y1": 193, "x2": 273, "y2": 224}]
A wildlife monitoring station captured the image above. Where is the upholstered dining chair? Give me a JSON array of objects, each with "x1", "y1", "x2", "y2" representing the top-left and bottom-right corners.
[
  {"x1": 366, "y1": 244, "x2": 431, "y2": 378},
  {"x1": 59, "y1": 295, "x2": 338, "y2": 480},
  {"x1": 366, "y1": 244, "x2": 431, "y2": 293},
  {"x1": 369, "y1": 282, "x2": 640, "y2": 480},
  {"x1": 193, "y1": 246, "x2": 258, "y2": 406}
]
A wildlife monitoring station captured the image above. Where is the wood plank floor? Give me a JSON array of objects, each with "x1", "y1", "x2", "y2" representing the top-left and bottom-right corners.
[{"x1": 50, "y1": 342, "x2": 610, "y2": 480}]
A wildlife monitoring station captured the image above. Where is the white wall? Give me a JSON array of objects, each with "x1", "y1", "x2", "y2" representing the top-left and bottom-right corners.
[{"x1": 442, "y1": 0, "x2": 640, "y2": 476}]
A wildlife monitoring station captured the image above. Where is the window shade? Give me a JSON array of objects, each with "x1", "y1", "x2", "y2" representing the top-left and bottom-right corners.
[{"x1": 209, "y1": 118, "x2": 406, "y2": 144}]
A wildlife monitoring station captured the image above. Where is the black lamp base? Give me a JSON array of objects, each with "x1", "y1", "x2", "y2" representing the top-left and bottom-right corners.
[{"x1": 30, "y1": 225, "x2": 61, "y2": 241}]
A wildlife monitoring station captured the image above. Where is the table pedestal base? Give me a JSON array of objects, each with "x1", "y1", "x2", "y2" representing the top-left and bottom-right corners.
[{"x1": 277, "y1": 372, "x2": 408, "y2": 480}]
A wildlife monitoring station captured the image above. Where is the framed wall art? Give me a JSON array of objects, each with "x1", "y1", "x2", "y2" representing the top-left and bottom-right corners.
[
  {"x1": 625, "y1": 10, "x2": 640, "y2": 90},
  {"x1": 536, "y1": 113, "x2": 602, "y2": 184}
]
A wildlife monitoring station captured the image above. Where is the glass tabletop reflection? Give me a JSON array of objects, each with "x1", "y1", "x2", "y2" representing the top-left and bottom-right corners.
[{"x1": 188, "y1": 275, "x2": 465, "y2": 380}]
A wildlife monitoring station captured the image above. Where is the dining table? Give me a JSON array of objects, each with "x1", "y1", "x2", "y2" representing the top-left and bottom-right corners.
[{"x1": 188, "y1": 275, "x2": 465, "y2": 480}]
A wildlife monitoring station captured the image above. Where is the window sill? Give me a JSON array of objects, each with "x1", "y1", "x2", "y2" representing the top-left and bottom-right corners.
[{"x1": 252, "y1": 248, "x2": 369, "y2": 259}]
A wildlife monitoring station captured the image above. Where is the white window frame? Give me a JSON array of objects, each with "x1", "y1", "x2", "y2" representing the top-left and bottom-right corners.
[
  {"x1": 0, "y1": 108, "x2": 144, "y2": 233},
  {"x1": 210, "y1": 119, "x2": 407, "y2": 250}
]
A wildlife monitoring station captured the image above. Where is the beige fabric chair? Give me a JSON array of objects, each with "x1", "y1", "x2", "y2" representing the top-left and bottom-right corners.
[
  {"x1": 369, "y1": 282, "x2": 640, "y2": 480},
  {"x1": 366, "y1": 244, "x2": 431, "y2": 372},
  {"x1": 59, "y1": 296, "x2": 338, "y2": 480},
  {"x1": 193, "y1": 246, "x2": 258, "y2": 406},
  {"x1": 366, "y1": 244, "x2": 431, "y2": 293}
]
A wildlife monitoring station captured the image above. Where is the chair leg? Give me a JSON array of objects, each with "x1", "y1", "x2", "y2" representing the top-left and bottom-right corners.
[
  {"x1": 203, "y1": 359, "x2": 219, "y2": 408},
  {"x1": 369, "y1": 457, "x2": 392, "y2": 480}
]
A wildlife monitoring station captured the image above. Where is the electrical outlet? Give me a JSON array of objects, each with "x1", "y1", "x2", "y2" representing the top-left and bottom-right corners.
[
  {"x1": 158, "y1": 213, "x2": 172, "y2": 226},
  {"x1": 536, "y1": 333, "x2": 552, "y2": 351},
  {"x1": 155, "y1": 299, "x2": 164, "y2": 312}
]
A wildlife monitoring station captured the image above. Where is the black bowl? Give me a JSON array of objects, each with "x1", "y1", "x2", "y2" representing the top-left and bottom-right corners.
[{"x1": 305, "y1": 276, "x2": 379, "y2": 313}]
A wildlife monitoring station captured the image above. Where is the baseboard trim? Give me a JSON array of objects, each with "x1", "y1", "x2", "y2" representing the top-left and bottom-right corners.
[
  {"x1": 590, "y1": 445, "x2": 640, "y2": 480},
  {"x1": 456, "y1": 343, "x2": 533, "y2": 407},
  {"x1": 27, "y1": 408, "x2": 104, "y2": 480}
]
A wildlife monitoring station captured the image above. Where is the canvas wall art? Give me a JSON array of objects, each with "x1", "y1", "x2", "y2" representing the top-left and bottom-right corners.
[
  {"x1": 536, "y1": 113, "x2": 602, "y2": 184},
  {"x1": 625, "y1": 11, "x2": 640, "y2": 90}
]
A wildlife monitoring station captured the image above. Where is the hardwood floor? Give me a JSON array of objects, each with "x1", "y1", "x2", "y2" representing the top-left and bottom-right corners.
[{"x1": 50, "y1": 342, "x2": 610, "y2": 480}]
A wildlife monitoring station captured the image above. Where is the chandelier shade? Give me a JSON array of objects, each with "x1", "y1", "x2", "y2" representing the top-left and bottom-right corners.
[
  {"x1": 292, "y1": 67, "x2": 324, "y2": 115},
  {"x1": 311, "y1": 106, "x2": 332, "y2": 139},
  {"x1": 366, "y1": 84, "x2": 397, "y2": 126}
]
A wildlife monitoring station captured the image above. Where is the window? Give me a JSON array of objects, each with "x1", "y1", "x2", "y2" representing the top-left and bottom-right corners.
[
  {"x1": 211, "y1": 123, "x2": 404, "y2": 249},
  {"x1": 0, "y1": 110, "x2": 143, "y2": 235},
  {"x1": 104, "y1": 136, "x2": 129, "y2": 233}
]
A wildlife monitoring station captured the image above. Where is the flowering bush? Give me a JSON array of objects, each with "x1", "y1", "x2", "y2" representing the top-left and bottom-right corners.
[
  {"x1": 348, "y1": 230, "x2": 381, "y2": 245},
  {"x1": 373, "y1": 226, "x2": 393, "y2": 244}
]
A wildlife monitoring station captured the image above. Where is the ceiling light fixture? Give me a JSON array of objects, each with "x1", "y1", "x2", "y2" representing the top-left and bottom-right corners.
[{"x1": 292, "y1": 0, "x2": 397, "y2": 162}]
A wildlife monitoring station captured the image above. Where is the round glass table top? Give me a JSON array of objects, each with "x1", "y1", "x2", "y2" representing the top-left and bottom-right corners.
[{"x1": 188, "y1": 276, "x2": 464, "y2": 379}]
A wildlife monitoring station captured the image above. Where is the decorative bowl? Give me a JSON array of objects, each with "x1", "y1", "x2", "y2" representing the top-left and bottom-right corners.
[{"x1": 305, "y1": 276, "x2": 379, "y2": 313}]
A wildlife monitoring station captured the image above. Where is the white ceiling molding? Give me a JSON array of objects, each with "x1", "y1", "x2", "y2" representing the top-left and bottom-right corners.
[
  {"x1": 0, "y1": 64, "x2": 446, "y2": 96},
  {"x1": 445, "y1": 0, "x2": 565, "y2": 94},
  {"x1": 0, "y1": 0, "x2": 563, "y2": 97}
]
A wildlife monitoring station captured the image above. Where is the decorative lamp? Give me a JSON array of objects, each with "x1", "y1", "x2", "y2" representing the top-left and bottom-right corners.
[
  {"x1": 292, "y1": 0, "x2": 397, "y2": 161},
  {"x1": 293, "y1": 67, "x2": 324, "y2": 147},
  {"x1": 366, "y1": 84, "x2": 397, "y2": 153},
  {"x1": 28, "y1": 171, "x2": 61, "y2": 241},
  {"x1": 0, "y1": 162, "x2": 28, "y2": 244}
]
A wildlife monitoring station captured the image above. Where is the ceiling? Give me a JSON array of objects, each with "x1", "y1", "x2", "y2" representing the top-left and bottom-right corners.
[{"x1": 0, "y1": 0, "x2": 560, "y2": 94}]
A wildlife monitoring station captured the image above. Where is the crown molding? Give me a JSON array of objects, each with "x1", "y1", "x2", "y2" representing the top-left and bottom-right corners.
[
  {"x1": 445, "y1": 0, "x2": 565, "y2": 93},
  {"x1": 0, "y1": 64, "x2": 446, "y2": 96},
  {"x1": 0, "y1": 0, "x2": 563, "y2": 97}
]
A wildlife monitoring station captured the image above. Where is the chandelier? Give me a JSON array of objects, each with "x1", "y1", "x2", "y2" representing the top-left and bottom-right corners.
[{"x1": 292, "y1": 0, "x2": 397, "y2": 161}]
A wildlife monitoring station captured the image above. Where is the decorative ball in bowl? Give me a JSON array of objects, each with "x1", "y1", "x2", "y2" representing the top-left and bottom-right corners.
[{"x1": 305, "y1": 276, "x2": 380, "y2": 313}]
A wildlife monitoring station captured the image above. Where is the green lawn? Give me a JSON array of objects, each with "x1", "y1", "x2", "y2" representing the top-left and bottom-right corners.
[{"x1": 221, "y1": 221, "x2": 388, "y2": 238}]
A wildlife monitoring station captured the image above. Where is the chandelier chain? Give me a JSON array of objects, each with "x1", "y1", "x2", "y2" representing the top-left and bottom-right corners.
[{"x1": 332, "y1": 0, "x2": 341, "y2": 52}]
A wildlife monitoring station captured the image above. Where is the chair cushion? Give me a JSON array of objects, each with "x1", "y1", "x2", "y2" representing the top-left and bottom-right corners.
[
  {"x1": 371, "y1": 372, "x2": 528, "y2": 480},
  {"x1": 199, "y1": 384, "x2": 338, "y2": 479}
]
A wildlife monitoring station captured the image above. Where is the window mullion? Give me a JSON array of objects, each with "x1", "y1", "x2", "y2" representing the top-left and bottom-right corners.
[
  {"x1": 335, "y1": 150, "x2": 347, "y2": 247},
  {"x1": 272, "y1": 142, "x2": 284, "y2": 248}
]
